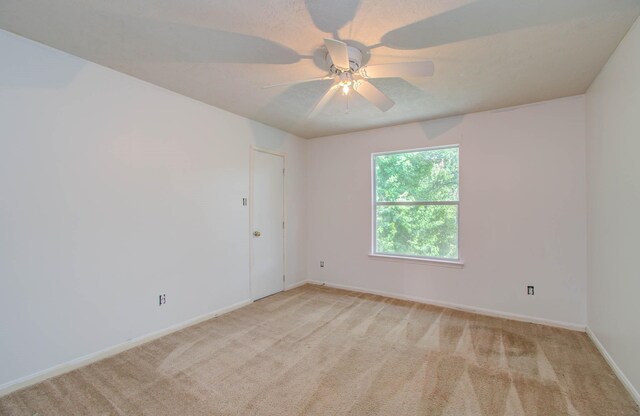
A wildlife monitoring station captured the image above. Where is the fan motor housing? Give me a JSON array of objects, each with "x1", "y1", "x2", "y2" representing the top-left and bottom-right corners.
[{"x1": 326, "y1": 45, "x2": 363, "y2": 73}]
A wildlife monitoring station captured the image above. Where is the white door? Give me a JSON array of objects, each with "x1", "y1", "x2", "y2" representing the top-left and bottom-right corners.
[{"x1": 251, "y1": 150, "x2": 285, "y2": 300}]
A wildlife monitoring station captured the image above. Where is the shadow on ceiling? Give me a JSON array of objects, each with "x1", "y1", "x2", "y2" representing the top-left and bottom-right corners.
[
  {"x1": 377, "y1": 0, "x2": 637, "y2": 50},
  {"x1": 305, "y1": 0, "x2": 361, "y2": 39},
  {"x1": 80, "y1": 0, "x2": 363, "y2": 66},
  {"x1": 91, "y1": 13, "x2": 303, "y2": 65}
]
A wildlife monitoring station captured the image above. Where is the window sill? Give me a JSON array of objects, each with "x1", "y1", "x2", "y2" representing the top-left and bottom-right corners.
[{"x1": 368, "y1": 253, "x2": 464, "y2": 268}]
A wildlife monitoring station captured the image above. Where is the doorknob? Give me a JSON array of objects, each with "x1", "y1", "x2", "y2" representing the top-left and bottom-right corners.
[{"x1": 253, "y1": 231, "x2": 261, "y2": 237}]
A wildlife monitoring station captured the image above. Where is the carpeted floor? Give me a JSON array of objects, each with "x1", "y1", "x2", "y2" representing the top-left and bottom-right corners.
[{"x1": 1, "y1": 284, "x2": 638, "y2": 415}]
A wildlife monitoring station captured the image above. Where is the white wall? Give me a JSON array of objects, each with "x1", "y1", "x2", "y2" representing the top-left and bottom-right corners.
[
  {"x1": 307, "y1": 95, "x2": 587, "y2": 327},
  {"x1": 8, "y1": 17, "x2": 633, "y2": 395},
  {"x1": 586, "y1": 17, "x2": 640, "y2": 397},
  {"x1": 0, "y1": 29, "x2": 307, "y2": 389}
]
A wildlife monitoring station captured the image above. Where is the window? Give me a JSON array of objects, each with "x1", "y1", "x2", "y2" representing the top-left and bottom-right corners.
[{"x1": 372, "y1": 145, "x2": 459, "y2": 261}]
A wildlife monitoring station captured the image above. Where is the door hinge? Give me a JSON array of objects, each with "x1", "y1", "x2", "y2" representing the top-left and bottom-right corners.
[
  {"x1": 283, "y1": 168, "x2": 285, "y2": 175},
  {"x1": 283, "y1": 221, "x2": 285, "y2": 229},
  {"x1": 283, "y1": 275, "x2": 285, "y2": 282}
]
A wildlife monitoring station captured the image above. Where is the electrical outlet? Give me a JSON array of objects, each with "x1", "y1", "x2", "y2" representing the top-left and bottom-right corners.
[
  {"x1": 320, "y1": 261, "x2": 324, "y2": 268},
  {"x1": 159, "y1": 294, "x2": 166, "y2": 305},
  {"x1": 527, "y1": 286, "x2": 534, "y2": 295}
]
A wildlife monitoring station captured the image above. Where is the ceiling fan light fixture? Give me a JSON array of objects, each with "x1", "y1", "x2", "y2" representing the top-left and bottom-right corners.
[
  {"x1": 264, "y1": 38, "x2": 433, "y2": 117},
  {"x1": 338, "y1": 71, "x2": 354, "y2": 95}
]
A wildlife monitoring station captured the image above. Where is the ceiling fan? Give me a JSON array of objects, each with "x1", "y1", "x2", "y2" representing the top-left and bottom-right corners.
[{"x1": 263, "y1": 38, "x2": 434, "y2": 117}]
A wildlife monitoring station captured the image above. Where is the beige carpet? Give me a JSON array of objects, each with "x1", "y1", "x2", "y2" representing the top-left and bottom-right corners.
[{"x1": 1, "y1": 284, "x2": 638, "y2": 415}]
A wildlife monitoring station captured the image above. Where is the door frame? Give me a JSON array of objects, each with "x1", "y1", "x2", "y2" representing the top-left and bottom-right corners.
[{"x1": 249, "y1": 145, "x2": 286, "y2": 300}]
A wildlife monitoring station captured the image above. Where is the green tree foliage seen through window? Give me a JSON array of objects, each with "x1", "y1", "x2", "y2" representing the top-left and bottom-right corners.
[{"x1": 374, "y1": 147, "x2": 459, "y2": 259}]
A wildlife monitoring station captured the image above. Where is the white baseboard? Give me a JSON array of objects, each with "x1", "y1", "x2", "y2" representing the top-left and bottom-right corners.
[
  {"x1": 0, "y1": 298, "x2": 252, "y2": 397},
  {"x1": 306, "y1": 280, "x2": 586, "y2": 332},
  {"x1": 0, "y1": 281, "x2": 594, "y2": 398},
  {"x1": 285, "y1": 280, "x2": 308, "y2": 291},
  {"x1": 586, "y1": 327, "x2": 640, "y2": 406}
]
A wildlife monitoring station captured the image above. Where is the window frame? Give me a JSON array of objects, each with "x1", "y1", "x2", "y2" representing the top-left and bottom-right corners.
[{"x1": 370, "y1": 144, "x2": 462, "y2": 265}]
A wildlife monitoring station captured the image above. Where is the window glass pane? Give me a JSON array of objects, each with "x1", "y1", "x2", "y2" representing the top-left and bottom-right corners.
[
  {"x1": 376, "y1": 205, "x2": 458, "y2": 259},
  {"x1": 375, "y1": 147, "x2": 458, "y2": 202}
]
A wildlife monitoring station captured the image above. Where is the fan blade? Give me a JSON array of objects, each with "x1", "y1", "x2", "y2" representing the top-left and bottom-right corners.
[
  {"x1": 359, "y1": 61, "x2": 434, "y2": 79},
  {"x1": 262, "y1": 76, "x2": 333, "y2": 89},
  {"x1": 324, "y1": 38, "x2": 350, "y2": 70},
  {"x1": 353, "y1": 81, "x2": 395, "y2": 112},
  {"x1": 309, "y1": 83, "x2": 340, "y2": 118}
]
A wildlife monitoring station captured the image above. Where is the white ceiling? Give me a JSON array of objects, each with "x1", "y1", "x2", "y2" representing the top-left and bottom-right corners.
[{"x1": 1, "y1": 0, "x2": 639, "y2": 138}]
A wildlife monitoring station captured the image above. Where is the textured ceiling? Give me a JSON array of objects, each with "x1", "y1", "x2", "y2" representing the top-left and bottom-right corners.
[{"x1": 1, "y1": 0, "x2": 639, "y2": 138}]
